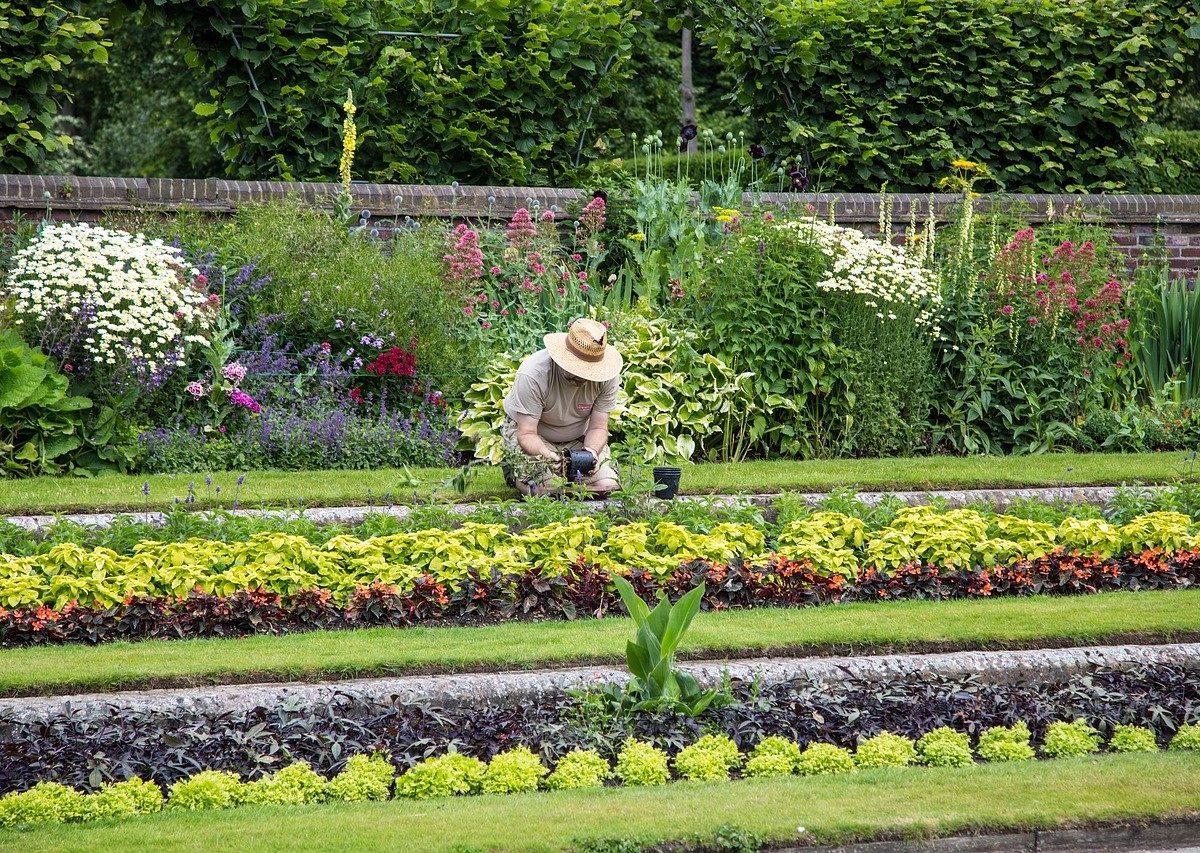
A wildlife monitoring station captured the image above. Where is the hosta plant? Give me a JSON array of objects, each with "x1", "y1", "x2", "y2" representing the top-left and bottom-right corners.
[{"x1": 456, "y1": 312, "x2": 750, "y2": 465}]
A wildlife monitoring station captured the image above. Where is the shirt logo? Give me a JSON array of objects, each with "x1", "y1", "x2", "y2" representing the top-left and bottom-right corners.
[{"x1": 575, "y1": 402, "x2": 594, "y2": 414}]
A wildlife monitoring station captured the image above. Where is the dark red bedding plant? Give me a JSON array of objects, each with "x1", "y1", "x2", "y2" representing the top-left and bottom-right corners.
[{"x1": 2, "y1": 547, "x2": 1198, "y2": 648}]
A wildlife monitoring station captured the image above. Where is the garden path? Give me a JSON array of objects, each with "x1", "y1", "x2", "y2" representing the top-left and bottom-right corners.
[
  {"x1": 6, "y1": 642, "x2": 1196, "y2": 719},
  {"x1": 2, "y1": 485, "x2": 1143, "y2": 531}
]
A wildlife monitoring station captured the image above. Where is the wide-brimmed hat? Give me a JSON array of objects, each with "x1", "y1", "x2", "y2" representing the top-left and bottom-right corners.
[{"x1": 544, "y1": 318, "x2": 623, "y2": 382}]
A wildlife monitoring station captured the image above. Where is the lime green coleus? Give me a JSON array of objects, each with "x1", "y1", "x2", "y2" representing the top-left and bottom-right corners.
[{"x1": 2, "y1": 510, "x2": 1198, "y2": 609}]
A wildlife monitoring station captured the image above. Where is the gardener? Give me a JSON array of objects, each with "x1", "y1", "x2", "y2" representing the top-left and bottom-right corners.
[{"x1": 502, "y1": 317, "x2": 623, "y2": 497}]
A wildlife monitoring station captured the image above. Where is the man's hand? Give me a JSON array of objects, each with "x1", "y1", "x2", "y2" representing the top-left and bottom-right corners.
[{"x1": 514, "y1": 413, "x2": 559, "y2": 462}]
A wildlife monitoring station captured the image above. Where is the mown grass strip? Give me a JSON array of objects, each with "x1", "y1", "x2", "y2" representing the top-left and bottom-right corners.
[
  {"x1": 3, "y1": 753, "x2": 1198, "y2": 852},
  {"x1": 4, "y1": 590, "x2": 1198, "y2": 697},
  {"x1": 1, "y1": 451, "x2": 1194, "y2": 515}
]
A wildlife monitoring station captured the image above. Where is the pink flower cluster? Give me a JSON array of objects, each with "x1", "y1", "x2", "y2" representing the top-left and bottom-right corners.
[
  {"x1": 992, "y1": 231, "x2": 1131, "y2": 367},
  {"x1": 229, "y1": 389, "x2": 262, "y2": 414},
  {"x1": 220, "y1": 361, "x2": 246, "y2": 386},
  {"x1": 506, "y1": 208, "x2": 537, "y2": 247},
  {"x1": 579, "y1": 196, "x2": 606, "y2": 233},
  {"x1": 443, "y1": 224, "x2": 484, "y2": 283}
]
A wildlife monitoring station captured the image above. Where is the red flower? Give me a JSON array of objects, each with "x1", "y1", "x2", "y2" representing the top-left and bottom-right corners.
[{"x1": 349, "y1": 387, "x2": 364, "y2": 405}]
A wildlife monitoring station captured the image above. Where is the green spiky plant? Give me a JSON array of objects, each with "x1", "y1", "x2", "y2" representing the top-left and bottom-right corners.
[{"x1": 609, "y1": 576, "x2": 717, "y2": 716}]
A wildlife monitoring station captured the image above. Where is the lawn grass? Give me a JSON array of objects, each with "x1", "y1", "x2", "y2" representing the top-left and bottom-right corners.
[
  {"x1": 0, "y1": 451, "x2": 1193, "y2": 515},
  {"x1": 3, "y1": 753, "x2": 1198, "y2": 852},
  {"x1": 5, "y1": 590, "x2": 1197, "y2": 697}
]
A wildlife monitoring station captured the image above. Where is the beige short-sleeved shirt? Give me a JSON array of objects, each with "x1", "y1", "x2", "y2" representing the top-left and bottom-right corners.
[{"x1": 503, "y1": 349, "x2": 620, "y2": 443}]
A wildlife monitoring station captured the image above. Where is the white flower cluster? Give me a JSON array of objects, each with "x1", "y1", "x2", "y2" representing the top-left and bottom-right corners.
[
  {"x1": 778, "y1": 219, "x2": 943, "y2": 334},
  {"x1": 2, "y1": 223, "x2": 213, "y2": 370}
]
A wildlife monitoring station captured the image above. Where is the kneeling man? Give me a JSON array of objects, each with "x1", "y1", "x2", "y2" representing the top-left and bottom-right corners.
[{"x1": 502, "y1": 318, "x2": 622, "y2": 496}]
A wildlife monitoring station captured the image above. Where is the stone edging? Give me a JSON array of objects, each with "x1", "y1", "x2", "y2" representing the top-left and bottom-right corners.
[
  {"x1": 4, "y1": 642, "x2": 1194, "y2": 722},
  {"x1": 0, "y1": 485, "x2": 1148, "y2": 531}
]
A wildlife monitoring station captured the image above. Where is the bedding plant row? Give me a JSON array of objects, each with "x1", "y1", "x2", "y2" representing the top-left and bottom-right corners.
[
  {"x1": 4, "y1": 507, "x2": 1200, "y2": 645},
  {"x1": 5, "y1": 720, "x2": 1200, "y2": 833},
  {"x1": 2, "y1": 660, "x2": 1197, "y2": 795}
]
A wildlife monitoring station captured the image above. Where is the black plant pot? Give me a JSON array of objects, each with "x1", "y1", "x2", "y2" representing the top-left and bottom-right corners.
[{"x1": 652, "y1": 466, "x2": 683, "y2": 500}]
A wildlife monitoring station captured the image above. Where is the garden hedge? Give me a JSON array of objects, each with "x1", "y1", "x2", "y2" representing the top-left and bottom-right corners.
[
  {"x1": 1136, "y1": 130, "x2": 1200, "y2": 194},
  {"x1": 691, "y1": 0, "x2": 1200, "y2": 192},
  {"x1": 0, "y1": 1, "x2": 109, "y2": 173},
  {"x1": 136, "y1": 0, "x2": 636, "y2": 183}
]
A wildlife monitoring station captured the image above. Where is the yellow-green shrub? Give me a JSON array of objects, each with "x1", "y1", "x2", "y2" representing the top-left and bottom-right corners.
[
  {"x1": 743, "y1": 736, "x2": 802, "y2": 778},
  {"x1": 394, "y1": 753, "x2": 486, "y2": 800},
  {"x1": 1107, "y1": 725, "x2": 1158, "y2": 754},
  {"x1": 795, "y1": 743, "x2": 855, "y2": 776},
  {"x1": 545, "y1": 750, "x2": 611, "y2": 790},
  {"x1": 854, "y1": 732, "x2": 917, "y2": 768},
  {"x1": 615, "y1": 739, "x2": 670, "y2": 787},
  {"x1": 672, "y1": 735, "x2": 743, "y2": 782},
  {"x1": 916, "y1": 727, "x2": 973, "y2": 767},
  {"x1": 976, "y1": 722, "x2": 1035, "y2": 763},
  {"x1": 0, "y1": 782, "x2": 88, "y2": 828},
  {"x1": 326, "y1": 753, "x2": 396, "y2": 802},
  {"x1": 481, "y1": 746, "x2": 547, "y2": 794},
  {"x1": 1041, "y1": 720, "x2": 1101, "y2": 758},
  {"x1": 166, "y1": 770, "x2": 244, "y2": 811}
]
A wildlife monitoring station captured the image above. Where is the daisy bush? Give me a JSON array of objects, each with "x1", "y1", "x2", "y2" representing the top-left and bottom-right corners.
[
  {"x1": 796, "y1": 219, "x2": 943, "y2": 335},
  {"x1": 2, "y1": 223, "x2": 215, "y2": 382}
]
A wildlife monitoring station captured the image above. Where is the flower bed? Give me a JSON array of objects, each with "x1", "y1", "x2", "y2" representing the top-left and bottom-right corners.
[
  {"x1": 5, "y1": 721, "x2": 1199, "y2": 831},
  {"x1": 2, "y1": 661, "x2": 1196, "y2": 796},
  {"x1": 3, "y1": 509, "x2": 1200, "y2": 645}
]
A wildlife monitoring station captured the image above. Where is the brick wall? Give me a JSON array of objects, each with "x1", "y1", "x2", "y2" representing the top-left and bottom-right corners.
[{"x1": 3, "y1": 174, "x2": 1199, "y2": 278}]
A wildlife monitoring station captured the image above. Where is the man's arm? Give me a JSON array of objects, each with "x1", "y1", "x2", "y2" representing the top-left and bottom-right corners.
[
  {"x1": 582, "y1": 410, "x2": 610, "y2": 465},
  {"x1": 514, "y1": 413, "x2": 560, "y2": 462}
]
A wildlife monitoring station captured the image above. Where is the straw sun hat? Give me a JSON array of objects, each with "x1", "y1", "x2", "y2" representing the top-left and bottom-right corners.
[{"x1": 544, "y1": 318, "x2": 623, "y2": 383}]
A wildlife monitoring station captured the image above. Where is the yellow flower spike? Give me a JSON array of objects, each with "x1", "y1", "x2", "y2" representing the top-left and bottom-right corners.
[
  {"x1": 339, "y1": 89, "x2": 357, "y2": 190},
  {"x1": 951, "y1": 158, "x2": 978, "y2": 171}
]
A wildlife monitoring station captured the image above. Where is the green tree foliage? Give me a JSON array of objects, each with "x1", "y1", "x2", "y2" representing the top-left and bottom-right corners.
[
  {"x1": 0, "y1": 1, "x2": 109, "y2": 172},
  {"x1": 689, "y1": 0, "x2": 1200, "y2": 192},
  {"x1": 65, "y1": 13, "x2": 220, "y2": 178},
  {"x1": 132, "y1": 0, "x2": 637, "y2": 184}
]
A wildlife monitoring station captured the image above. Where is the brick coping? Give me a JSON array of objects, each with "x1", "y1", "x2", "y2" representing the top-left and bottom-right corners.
[{"x1": 3, "y1": 173, "x2": 1200, "y2": 223}]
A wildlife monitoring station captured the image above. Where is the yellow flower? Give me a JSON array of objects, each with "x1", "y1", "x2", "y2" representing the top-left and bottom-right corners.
[
  {"x1": 626, "y1": 232, "x2": 646, "y2": 242},
  {"x1": 951, "y1": 158, "x2": 979, "y2": 171},
  {"x1": 339, "y1": 90, "x2": 357, "y2": 189}
]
